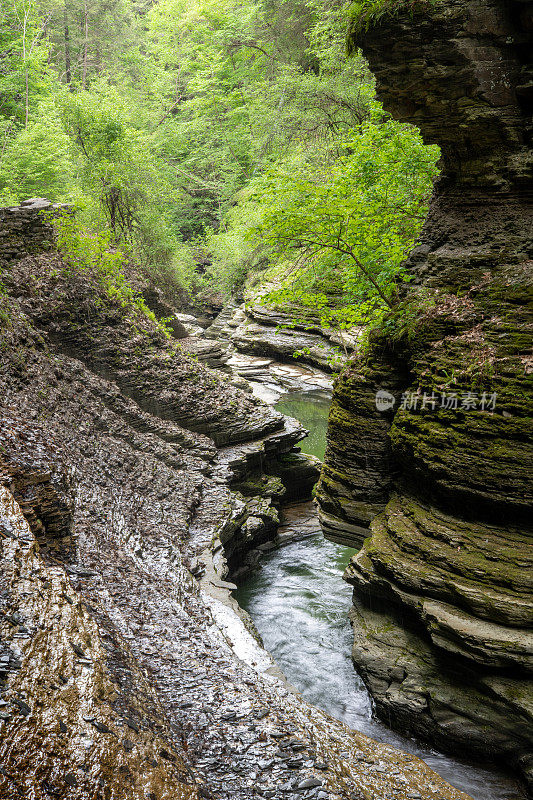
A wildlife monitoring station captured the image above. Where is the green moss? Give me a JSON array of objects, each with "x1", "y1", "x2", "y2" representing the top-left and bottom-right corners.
[{"x1": 232, "y1": 473, "x2": 285, "y2": 500}]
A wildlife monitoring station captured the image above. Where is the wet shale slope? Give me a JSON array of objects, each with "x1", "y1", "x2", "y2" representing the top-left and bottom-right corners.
[
  {"x1": 0, "y1": 203, "x2": 472, "y2": 799},
  {"x1": 316, "y1": 0, "x2": 533, "y2": 790}
]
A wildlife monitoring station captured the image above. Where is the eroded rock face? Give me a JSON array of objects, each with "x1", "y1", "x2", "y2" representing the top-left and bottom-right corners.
[
  {"x1": 0, "y1": 485, "x2": 198, "y2": 800},
  {"x1": 208, "y1": 301, "x2": 358, "y2": 373},
  {"x1": 0, "y1": 215, "x2": 472, "y2": 799},
  {"x1": 0, "y1": 413, "x2": 75, "y2": 558},
  {"x1": 317, "y1": 0, "x2": 533, "y2": 789},
  {"x1": 3, "y1": 253, "x2": 284, "y2": 448}
]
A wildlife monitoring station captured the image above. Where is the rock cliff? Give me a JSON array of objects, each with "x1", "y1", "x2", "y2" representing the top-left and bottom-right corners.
[
  {"x1": 0, "y1": 202, "x2": 471, "y2": 799},
  {"x1": 316, "y1": 0, "x2": 533, "y2": 790}
]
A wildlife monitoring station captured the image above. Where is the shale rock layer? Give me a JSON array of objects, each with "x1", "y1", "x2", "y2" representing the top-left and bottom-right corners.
[
  {"x1": 317, "y1": 0, "x2": 533, "y2": 790},
  {"x1": 0, "y1": 206, "x2": 471, "y2": 799}
]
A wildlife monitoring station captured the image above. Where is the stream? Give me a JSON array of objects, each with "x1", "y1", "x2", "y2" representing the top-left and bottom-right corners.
[{"x1": 235, "y1": 389, "x2": 523, "y2": 800}]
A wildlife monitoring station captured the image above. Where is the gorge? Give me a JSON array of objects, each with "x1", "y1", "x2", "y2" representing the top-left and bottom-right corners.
[
  {"x1": 0, "y1": 201, "x2": 479, "y2": 800},
  {"x1": 0, "y1": 0, "x2": 531, "y2": 797}
]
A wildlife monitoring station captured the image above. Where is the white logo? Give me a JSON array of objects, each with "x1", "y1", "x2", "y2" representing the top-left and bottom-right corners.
[{"x1": 375, "y1": 390, "x2": 395, "y2": 412}]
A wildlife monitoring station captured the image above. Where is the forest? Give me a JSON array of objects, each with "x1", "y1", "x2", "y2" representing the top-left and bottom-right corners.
[{"x1": 0, "y1": 0, "x2": 440, "y2": 338}]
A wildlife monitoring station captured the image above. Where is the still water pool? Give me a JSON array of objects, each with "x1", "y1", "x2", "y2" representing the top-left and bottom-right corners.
[{"x1": 275, "y1": 389, "x2": 331, "y2": 461}]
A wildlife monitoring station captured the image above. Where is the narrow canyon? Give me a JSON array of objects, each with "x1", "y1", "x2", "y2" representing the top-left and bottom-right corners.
[{"x1": 0, "y1": 1, "x2": 531, "y2": 799}]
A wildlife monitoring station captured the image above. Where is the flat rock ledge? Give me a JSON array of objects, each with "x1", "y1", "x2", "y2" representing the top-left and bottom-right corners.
[{"x1": 206, "y1": 301, "x2": 360, "y2": 374}]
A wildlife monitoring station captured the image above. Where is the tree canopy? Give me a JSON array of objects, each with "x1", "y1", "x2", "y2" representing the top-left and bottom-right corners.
[{"x1": 0, "y1": 0, "x2": 439, "y2": 334}]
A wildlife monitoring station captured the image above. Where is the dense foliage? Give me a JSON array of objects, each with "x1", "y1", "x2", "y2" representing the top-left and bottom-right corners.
[
  {"x1": 0, "y1": 0, "x2": 439, "y2": 333},
  {"x1": 214, "y1": 118, "x2": 437, "y2": 334}
]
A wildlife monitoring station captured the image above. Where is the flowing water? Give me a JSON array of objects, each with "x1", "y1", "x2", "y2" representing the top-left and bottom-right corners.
[{"x1": 235, "y1": 389, "x2": 524, "y2": 800}]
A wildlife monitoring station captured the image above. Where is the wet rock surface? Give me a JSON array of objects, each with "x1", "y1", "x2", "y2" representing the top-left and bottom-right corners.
[
  {"x1": 206, "y1": 302, "x2": 358, "y2": 374},
  {"x1": 0, "y1": 215, "x2": 472, "y2": 799},
  {"x1": 236, "y1": 500, "x2": 523, "y2": 800},
  {"x1": 317, "y1": 0, "x2": 533, "y2": 791}
]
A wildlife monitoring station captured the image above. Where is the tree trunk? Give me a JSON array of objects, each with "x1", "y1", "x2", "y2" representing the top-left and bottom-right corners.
[
  {"x1": 82, "y1": 0, "x2": 88, "y2": 88},
  {"x1": 64, "y1": 3, "x2": 71, "y2": 85},
  {"x1": 25, "y1": 71, "x2": 29, "y2": 128}
]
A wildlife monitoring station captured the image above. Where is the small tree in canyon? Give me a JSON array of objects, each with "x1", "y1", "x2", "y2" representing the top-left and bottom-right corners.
[{"x1": 227, "y1": 117, "x2": 439, "y2": 333}]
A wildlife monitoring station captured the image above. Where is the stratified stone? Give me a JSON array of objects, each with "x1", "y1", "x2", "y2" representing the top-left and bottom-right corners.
[
  {"x1": 317, "y1": 0, "x2": 533, "y2": 789},
  {"x1": 0, "y1": 220, "x2": 472, "y2": 800}
]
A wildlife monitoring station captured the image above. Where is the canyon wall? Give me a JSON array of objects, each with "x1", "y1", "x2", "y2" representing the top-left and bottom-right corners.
[
  {"x1": 316, "y1": 0, "x2": 533, "y2": 789},
  {"x1": 0, "y1": 203, "x2": 472, "y2": 799}
]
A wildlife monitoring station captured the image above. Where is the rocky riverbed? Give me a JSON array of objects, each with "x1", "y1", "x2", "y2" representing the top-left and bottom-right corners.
[
  {"x1": 0, "y1": 201, "x2": 475, "y2": 799},
  {"x1": 178, "y1": 296, "x2": 359, "y2": 376}
]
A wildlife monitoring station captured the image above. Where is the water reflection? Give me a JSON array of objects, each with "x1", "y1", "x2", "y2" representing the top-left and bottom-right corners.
[{"x1": 275, "y1": 389, "x2": 331, "y2": 461}]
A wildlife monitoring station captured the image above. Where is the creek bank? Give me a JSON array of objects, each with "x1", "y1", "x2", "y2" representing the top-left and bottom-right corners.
[
  {"x1": 204, "y1": 298, "x2": 358, "y2": 374},
  {"x1": 236, "y1": 518, "x2": 525, "y2": 800},
  {"x1": 149, "y1": 300, "x2": 339, "y2": 391},
  {"x1": 315, "y1": 0, "x2": 533, "y2": 791},
  {"x1": 146, "y1": 279, "x2": 349, "y2": 392},
  {"x1": 0, "y1": 201, "x2": 474, "y2": 800},
  {"x1": 237, "y1": 390, "x2": 524, "y2": 800}
]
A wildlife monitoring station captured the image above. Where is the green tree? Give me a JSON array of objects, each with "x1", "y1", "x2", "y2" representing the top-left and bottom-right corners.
[
  {"x1": 0, "y1": 102, "x2": 72, "y2": 201},
  {"x1": 0, "y1": 0, "x2": 439, "y2": 316},
  {"x1": 210, "y1": 115, "x2": 439, "y2": 328},
  {"x1": 0, "y1": 0, "x2": 54, "y2": 131}
]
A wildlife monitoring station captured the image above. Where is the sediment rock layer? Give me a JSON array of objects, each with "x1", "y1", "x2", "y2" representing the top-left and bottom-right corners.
[
  {"x1": 208, "y1": 301, "x2": 358, "y2": 373},
  {"x1": 0, "y1": 205, "x2": 471, "y2": 799},
  {"x1": 317, "y1": 0, "x2": 533, "y2": 790}
]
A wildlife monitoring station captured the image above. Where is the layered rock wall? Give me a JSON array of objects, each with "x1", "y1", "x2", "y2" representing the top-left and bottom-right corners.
[
  {"x1": 0, "y1": 197, "x2": 72, "y2": 268},
  {"x1": 207, "y1": 301, "x2": 351, "y2": 373},
  {"x1": 0, "y1": 213, "x2": 472, "y2": 800},
  {"x1": 317, "y1": 0, "x2": 533, "y2": 790}
]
